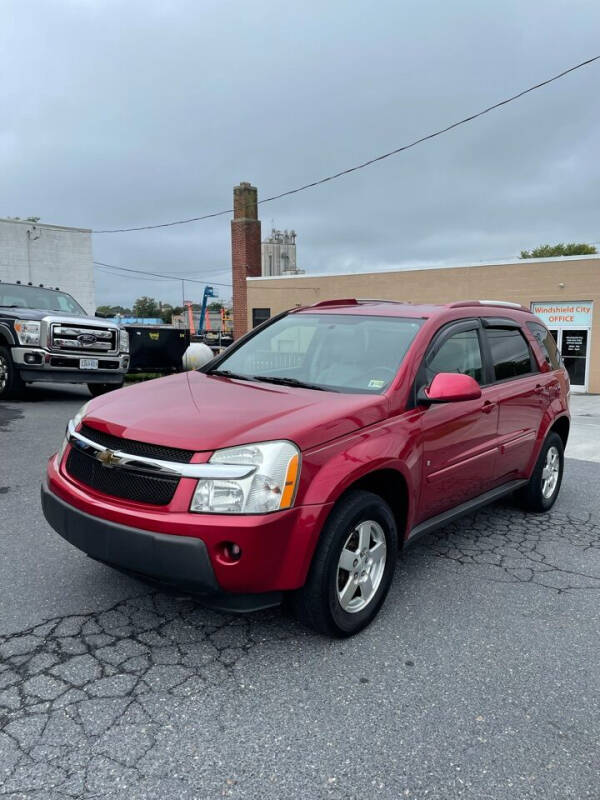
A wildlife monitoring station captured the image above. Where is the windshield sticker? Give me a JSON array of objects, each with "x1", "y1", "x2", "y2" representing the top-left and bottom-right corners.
[{"x1": 368, "y1": 379, "x2": 385, "y2": 389}]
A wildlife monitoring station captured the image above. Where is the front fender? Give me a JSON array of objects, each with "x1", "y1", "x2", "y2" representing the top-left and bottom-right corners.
[
  {"x1": 298, "y1": 414, "x2": 421, "y2": 525},
  {"x1": 0, "y1": 322, "x2": 16, "y2": 346}
]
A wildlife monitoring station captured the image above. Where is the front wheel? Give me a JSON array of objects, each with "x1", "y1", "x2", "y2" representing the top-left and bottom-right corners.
[
  {"x1": 516, "y1": 432, "x2": 564, "y2": 512},
  {"x1": 88, "y1": 380, "x2": 124, "y2": 397},
  {"x1": 290, "y1": 490, "x2": 398, "y2": 637},
  {"x1": 0, "y1": 346, "x2": 25, "y2": 399}
]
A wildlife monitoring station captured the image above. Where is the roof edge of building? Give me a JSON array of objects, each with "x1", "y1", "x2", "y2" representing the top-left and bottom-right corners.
[
  {"x1": 248, "y1": 253, "x2": 600, "y2": 282},
  {"x1": 0, "y1": 218, "x2": 92, "y2": 233}
]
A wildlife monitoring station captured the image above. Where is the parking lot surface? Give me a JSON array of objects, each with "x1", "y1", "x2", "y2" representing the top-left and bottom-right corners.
[{"x1": 1, "y1": 384, "x2": 599, "y2": 799}]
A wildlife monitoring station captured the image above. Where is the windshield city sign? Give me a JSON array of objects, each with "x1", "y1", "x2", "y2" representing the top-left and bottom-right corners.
[{"x1": 531, "y1": 301, "x2": 593, "y2": 327}]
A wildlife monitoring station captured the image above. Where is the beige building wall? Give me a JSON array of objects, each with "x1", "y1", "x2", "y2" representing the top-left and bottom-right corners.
[{"x1": 247, "y1": 255, "x2": 600, "y2": 393}]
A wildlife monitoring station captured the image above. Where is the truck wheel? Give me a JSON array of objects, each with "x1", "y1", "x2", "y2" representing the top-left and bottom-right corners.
[
  {"x1": 516, "y1": 431, "x2": 564, "y2": 513},
  {"x1": 0, "y1": 346, "x2": 25, "y2": 399},
  {"x1": 290, "y1": 490, "x2": 398, "y2": 637},
  {"x1": 88, "y1": 380, "x2": 124, "y2": 398}
]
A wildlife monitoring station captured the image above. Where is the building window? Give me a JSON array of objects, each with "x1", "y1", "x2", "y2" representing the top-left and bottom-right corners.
[{"x1": 252, "y1": 308, "x2": 271, "y2": 328}]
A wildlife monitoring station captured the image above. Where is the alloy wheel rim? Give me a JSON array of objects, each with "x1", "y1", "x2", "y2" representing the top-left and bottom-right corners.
[
  {"x1": 541, "y1": 445, "x2": 560, "y2": 499},
  {"x1": 0, "y1": 354, "x2": 7, "y2": 393},
  {"x1": 336, "y1": 520, "x2": 387, "y2": 614}
]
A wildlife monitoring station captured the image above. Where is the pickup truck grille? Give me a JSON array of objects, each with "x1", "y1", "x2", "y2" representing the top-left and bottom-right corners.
[
  {"x1": 49, "y1": 323, "x2": 118, "y2": 353},
  {"x1": 66, "y1": 447, "x2": 179, "y2": 505}
]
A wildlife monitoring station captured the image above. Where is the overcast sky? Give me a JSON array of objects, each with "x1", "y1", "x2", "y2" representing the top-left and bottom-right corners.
[{"x1": 2, "y1": 0, "x2": 599, "y2": 308}]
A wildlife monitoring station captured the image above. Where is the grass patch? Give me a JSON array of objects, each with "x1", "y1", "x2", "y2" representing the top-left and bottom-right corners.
[{"x1": 124, "y1": 372, "x2": 164, "y2": 382}]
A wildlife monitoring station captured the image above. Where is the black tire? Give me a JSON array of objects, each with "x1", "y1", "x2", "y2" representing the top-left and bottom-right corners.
[
  {"x1": 290, "y1": 490, "x2": 398, "y2": 637},
  {"x1": 0, "y1": 346, "x2": 25, "y2": 399},
  {"x1": 88, "y1": 380, "x2": 124, "y2": 397},
  {"x1": 516, "y1": 432, "x2": 564, "y2": 512}
]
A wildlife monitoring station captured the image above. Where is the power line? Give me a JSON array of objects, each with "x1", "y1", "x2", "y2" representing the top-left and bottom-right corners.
[
  {"x1": 94, "y1": 260, "x2": 320, "y2": 290},
  {"x1": 92, "y1": 55, "x2": 600, "y2": 234},
  {"x1": 94, "y1": 261, "x2": 232, "y2": 287},
  {"x1": 94, "y1": 263, "x2": 231, "y2": 284},
  {"x1": 95, "y1": 265, "x2": 182, "y2": 283}
]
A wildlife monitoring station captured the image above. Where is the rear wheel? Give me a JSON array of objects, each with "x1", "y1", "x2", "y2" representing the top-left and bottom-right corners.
[
  {"x1": 88, "y1": 380, "x2": 124, "y2": 397},
  {"x1": 0, "y1": 347, "x2": 24, "y2": 399},
  {"x1": 516, "y1": 432, "x2": 564, "y2": 512},
  {"x1": 291, "y1": 490, "x2": 398, "y2": 637}
]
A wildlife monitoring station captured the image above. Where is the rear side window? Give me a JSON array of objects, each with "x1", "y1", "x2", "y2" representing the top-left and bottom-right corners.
[
  {"x1": 527, "y1": 321, "x2": 561, "y2": 370},
  {"x1": 486, "y1": 327, "x2": 536, "y2": 381},
  {"x1": 424, "y1": 328, "x2": 483, "y2": 384}
]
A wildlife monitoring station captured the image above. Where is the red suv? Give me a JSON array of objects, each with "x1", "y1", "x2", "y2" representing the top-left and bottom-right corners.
[{"x1": 42, "y1": 299, "x2": 569, "y2": 636}]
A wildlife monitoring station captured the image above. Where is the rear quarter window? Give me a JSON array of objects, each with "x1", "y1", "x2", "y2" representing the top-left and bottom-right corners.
[
  {"x1": 527, "y1": 321, "x2": 561, "y2": 370},
  {"x1": 486, "y1": 327, "x2": 536, "y2": 381}
]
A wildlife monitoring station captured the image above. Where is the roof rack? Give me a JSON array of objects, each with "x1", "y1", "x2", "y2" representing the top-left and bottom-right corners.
[
  {"x1": 311, "y1": 298, "x2": 359, "y2": 307},
  {"x1": 311, "y1": 298, "x2": 410, "y2": 308},
  {"x1": 448, "y1": 300, "x2": 531, "y2": 312},
  {"x1": 356, "y1": 298, "x2": 410, "y2": 304}
]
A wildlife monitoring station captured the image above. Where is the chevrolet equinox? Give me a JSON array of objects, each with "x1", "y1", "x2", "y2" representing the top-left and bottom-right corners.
[{"x1": 42, "y1": 299, "x2": 570, "y2": 636}]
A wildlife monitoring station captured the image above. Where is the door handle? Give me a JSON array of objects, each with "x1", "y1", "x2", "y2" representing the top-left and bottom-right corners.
[{"x1": 481, "y1": 401, "x2": 497, "y2": 414}]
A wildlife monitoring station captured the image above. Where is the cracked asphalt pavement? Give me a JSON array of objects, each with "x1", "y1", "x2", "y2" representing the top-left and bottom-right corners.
[{"x1": 1, "y1": 384, "x2": 599, "y2": 799}]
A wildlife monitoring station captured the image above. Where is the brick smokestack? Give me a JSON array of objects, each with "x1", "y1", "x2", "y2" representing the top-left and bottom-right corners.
[{"x1": 231, "y1": 182, "x2": 261, "y2": 340}]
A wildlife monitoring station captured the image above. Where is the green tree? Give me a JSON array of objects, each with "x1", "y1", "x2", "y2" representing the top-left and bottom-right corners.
[
  {"x1": 95, "y1": 304, "x2": 132, "y2": 317},
  {"x1": 520, "y1": 242, "x2": 597, "y2": 259},
  {"x1": 159, "y1": 304, "x2": 183, "y2": 324},
  {"x1": 208, "y1": 301, "x2": 224, "y2": 312},
  {"x1": 132, "y1": 296, "x2": 160, "y2": 318}
]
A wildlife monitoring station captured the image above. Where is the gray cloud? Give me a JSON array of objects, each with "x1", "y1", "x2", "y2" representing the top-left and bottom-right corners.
[{"x1": 2, "y1": 0, "x2": 599, "y2": 307}]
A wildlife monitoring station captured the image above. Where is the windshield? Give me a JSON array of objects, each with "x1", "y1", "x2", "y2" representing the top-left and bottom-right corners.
[
  {"x1": 0, "y1": 284, "x2": 86, "y2": 315},
  {"x1": 211, "y1": 312, "x2": 424, "y2": 393}
]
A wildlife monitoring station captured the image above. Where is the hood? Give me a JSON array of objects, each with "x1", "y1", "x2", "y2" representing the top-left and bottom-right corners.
[
  {"x1": 0, "y1": 307, "x2": 99, "y2": 324},
  {"x1": 0, "y1": 307, "x2": 52, "y2": 322},
  {"x1": 85, "y1": 371, "x2": 388, "y2": 452}
]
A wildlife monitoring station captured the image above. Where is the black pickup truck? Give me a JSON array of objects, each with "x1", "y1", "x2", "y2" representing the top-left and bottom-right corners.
[{"x1": 0, "y1": 281, "x2": 129, "y2": 399}]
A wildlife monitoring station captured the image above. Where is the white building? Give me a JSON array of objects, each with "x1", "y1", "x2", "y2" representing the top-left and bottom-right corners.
[
  {"x1": 261, "y1": 228, "x2": 305, "y2": 276},
  {"x1": 0, "y1": 218, "x2": 95, "y2": 314}
]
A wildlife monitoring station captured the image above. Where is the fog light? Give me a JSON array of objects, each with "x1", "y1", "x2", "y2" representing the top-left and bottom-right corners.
[
  {"x1": 218, "y1": 542, "x2": 242, "y2": 564},
  {"x1": 24, "y1": 352, "x2": 43, "y2": 364}
]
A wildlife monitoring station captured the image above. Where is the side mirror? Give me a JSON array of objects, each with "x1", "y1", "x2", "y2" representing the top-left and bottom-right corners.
[{"x1": 419, "y1": 372, "x2": 482, "y2": 404}]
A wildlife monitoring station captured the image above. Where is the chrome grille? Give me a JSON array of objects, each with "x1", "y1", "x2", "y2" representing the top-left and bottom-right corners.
[
  {"x1": 66, "y1": 447, "x2": 179, "y2": 505},
  {"x1": 49, "y1": 323, "x2": 118, "y2": 353},
  {"x1": 79, "y1": 424, "x2": 195, "y2": 463}
]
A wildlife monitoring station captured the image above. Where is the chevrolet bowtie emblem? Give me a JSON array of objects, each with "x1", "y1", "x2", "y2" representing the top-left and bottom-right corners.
[{"x1": 97, "y1": 449, "x2": 121, "y2": 468}]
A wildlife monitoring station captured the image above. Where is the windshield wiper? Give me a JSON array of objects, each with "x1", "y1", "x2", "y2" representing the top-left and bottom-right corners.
[
  {"x1": 0, "y1": 304, "x2": 21, "y2": 308},
  {"x1": 206, "y1": 368, "x2": 253, "y2": 381},
  {"x1": 251, "y1": 375, "x2": 332, "y2": 391}
]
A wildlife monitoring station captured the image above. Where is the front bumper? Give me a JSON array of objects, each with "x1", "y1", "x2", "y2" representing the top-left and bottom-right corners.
[
  {"x1": 42, "y1": 480, "x2": 218, "y2": 593},
  {"x1": 12, "y1": 347, "x2": 129, "y2": 383},
  {"x1": 44, "y1": 454, "x2": 332, "y2": 596}
]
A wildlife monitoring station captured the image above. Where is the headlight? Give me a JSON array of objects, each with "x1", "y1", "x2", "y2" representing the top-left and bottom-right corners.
[
  {"x1": 14, "y1": 320, "x2": 41, "y2": 346},
  {"x1": 190, "y1": 440, "x2": 300, "y2": 514},
  {"x1": 119, "y1": 328, "x2": 129, "y2": 353}
]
